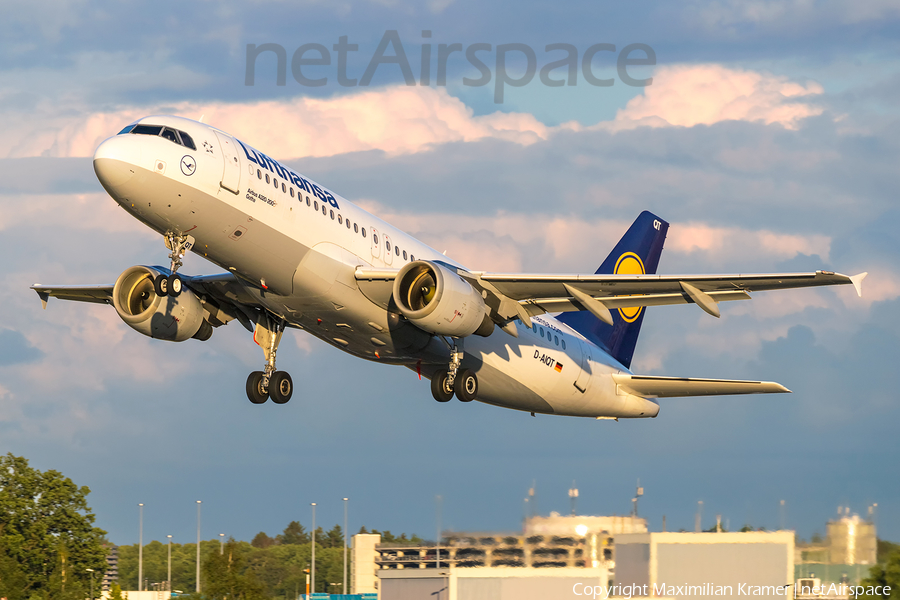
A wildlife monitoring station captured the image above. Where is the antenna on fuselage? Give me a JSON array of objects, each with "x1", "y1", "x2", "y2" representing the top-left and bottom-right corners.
[{"x1": 198, "y1": 114, "x2": 205, "y2": 123}]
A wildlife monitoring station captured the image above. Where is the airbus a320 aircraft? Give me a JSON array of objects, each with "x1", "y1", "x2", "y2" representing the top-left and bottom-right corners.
[{"x1": 33, "y1": 116, "x2": 867, "y2": 419}]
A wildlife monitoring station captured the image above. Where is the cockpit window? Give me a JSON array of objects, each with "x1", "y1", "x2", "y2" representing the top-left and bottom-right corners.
[
  {"x1": 118, "y1": 124, "x2": 137, "y2": 135},
  {"x1": 132, "y1": 125, "x2": 163, "y2": 136},
  {"x1": 130, "y1": 124, "x2": 197, "y2": 150},
  {"x1": 179, "y1": 131, "x2": 196, "y2": 150}
]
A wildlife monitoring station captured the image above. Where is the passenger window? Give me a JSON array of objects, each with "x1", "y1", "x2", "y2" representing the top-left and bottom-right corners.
[
  {"x1": 282, "y1": 183, "x2": 286, "y2": 193},
  {"x1": 354, "y1": 224, "x2": 359, "y2": 233},
  {"x1": 338, "y1": 215, "x2": 342, "y2": 224},
  {"x1": 179, "y1": 131, "x2": 196, "y2": 150},
  {"x1": 314, "y1": 201, "x2": 318, "y2": 210},
  {"x1": 330, "y1": 210, "x2": 335, "y2": 220},
  {"x1": 403, "y1": 250, "x2": 407, "y2": 260},
  {"x1": 322, "y1": 205, "x2": 327, "y2": 215},
  {"x1": 265, "y1": 174, "x2": 270, "y2": 184},
  {"x1": 132, "y1": 125, "x2": 162, "y2": 136},
  {"x1": 386, "y1": 240, "x2": 391, "y2": 252},
  {"x1": 346, "y1": 219, "x2": 351, "y2": 229},
  {"x1": 554, "y1": 335, "x2": 559, "y2": 346},
  {"x1": 257, "y1": 169, "x2": 261, "y2": 179},
  {"x1": 373, "y1": 234, "x2": 379, "y2": 245},
  {"x1": 532, "y1": 324, "x2": 537, "y2": 333},
  {"x1": 161, "y1": 128, "x2": 178, "y2": 143},
  {"x1": 306, "y1": 196, "x2": 311, "y2": 206},
  {"x1": 561, "y1": 340, "x2": 566, "y2": 350},
  {"x1": 274, "y1": 178, "x2": 279, "y2": 188},
  {"x1": 290, "y1": 188, "x2": 294, "y2": 197},
  {"x1": 395, "y1": 246, "x2": 400, "y2": 256},
  {"x1": 539, "y1": 327, "x2": 544, "y2": 338},
  {"x1": 410, "y1": 254, "x2": 415, "y2": 261}
]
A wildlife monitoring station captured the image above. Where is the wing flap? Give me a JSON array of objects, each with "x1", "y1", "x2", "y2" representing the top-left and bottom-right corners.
[{"x1": 613, "y1": 373, "x2": 790, "y2": 398}]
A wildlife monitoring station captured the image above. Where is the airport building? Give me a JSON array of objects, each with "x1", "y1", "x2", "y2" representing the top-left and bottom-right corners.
[
  {"x1": 614, "y1": 531, "x2": 794, "y2": 599},
  {"x1": 794, "y1": 507, "x2": 878, "y2": 587}
]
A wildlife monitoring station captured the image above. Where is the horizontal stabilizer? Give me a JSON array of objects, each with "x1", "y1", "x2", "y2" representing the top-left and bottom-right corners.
[{"x1": 613, "y1": 374, "x2": 790, "y2": 398}]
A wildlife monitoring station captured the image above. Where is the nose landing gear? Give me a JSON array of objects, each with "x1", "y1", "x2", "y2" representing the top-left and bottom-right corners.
[
  {"x1": 246, "y1": 313, "x2": 294, "y2": 404},
  {"x1": 153, "y1": 233, "x2": 195, "y2": 297}
]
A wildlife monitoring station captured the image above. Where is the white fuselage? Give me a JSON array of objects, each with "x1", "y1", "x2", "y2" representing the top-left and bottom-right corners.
[{"x1": 93, "y1": 115, "x2": 659, "y2": 418}]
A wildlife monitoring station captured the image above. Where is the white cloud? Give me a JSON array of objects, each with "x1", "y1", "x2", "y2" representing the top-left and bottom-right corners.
[
  {"x1": 606, "y1": 64, "x2": 824, "y2": 131},
  {"x1": 8, "y1": 87, "x2": 576, "y2": 160}
]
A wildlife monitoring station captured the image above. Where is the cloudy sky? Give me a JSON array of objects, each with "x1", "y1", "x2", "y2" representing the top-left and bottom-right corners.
[{"x1": 2, "y1": 0, "x2": 899, "y2": 549}]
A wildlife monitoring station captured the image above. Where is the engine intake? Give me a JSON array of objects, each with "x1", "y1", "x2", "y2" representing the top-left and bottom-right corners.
[
  {"x1": 112, "y1": 266, "x2": 211, "y2": 342},
  {"x1": 392, "y1": 261, "x2": 493, "y2": 337}
]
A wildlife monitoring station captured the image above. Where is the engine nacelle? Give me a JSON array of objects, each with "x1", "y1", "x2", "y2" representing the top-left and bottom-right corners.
[
  {"x1": 112, "y1": 266, "x2": 211, "y2": 342},
  {"x1": 392, "y1": 261, "x2": 493, "y2": 337}
]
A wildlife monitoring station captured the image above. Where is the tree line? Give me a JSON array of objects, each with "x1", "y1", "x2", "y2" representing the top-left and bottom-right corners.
[{"x1": 116, "y1": 522, "x2": 422, "y2": 598}]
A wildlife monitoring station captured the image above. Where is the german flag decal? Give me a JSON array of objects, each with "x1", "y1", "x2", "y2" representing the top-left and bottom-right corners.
[{"x1": 554, "y1": 362, "x2": 564, "y2": 373}]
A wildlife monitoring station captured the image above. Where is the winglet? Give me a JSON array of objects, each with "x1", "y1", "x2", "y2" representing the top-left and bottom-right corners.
[
  {"x1": 850, "y1": 272, "x2": 867, "y2": 297},
  {"x1": 32, "y1": 285, "x2": 49, "y2": 309}
]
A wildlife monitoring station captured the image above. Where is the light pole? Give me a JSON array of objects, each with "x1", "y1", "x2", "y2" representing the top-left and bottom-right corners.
[
  {"x1": 343, "y1": 497, "x2": 349, "y2": 595},
  {"x1": 219, "y1": 533, "x2": 225, "y2": 555},
  {"x1": 196, "y1": 500, "x2": 202, "y2": 593},
  {"x1": 86, "y1": 568, "x2": 95, "y2": 600},
  {"x1": 167, "y1": 535, "x2": 172, "y2": 593},
  {"x1": 138, "y1": 503, "x2": 144, "y2": 592},
  {"x1": 311, "y1": 503, "x2": 317, "y2": 595},
  {"x1": 436, "y1": 495, "x2": 442, "y2": 569}
]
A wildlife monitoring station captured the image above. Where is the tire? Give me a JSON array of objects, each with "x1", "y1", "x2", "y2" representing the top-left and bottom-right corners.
[
  {"x1": 167, "y1": 274, "x2": 182, "y2": 297},
  {"x1": 269, "y1": 371, "x2": 293, "y2": 404},
  {"x1": 246, "y1": 371, "x2": 268, "y2": 404},
  {"x1": 454, "y1": 369, "x2": 478, "y2": 402},
  {"x1": 153, "y1": 273, "x2": 169, "y2": 296},
  {"x1": 430, "y1": 369, "x2": 453, "y2": 402}
]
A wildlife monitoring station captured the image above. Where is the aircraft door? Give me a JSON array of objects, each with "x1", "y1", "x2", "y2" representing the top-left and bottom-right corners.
[
  {"x1": 370, "y1": 228, "x2": 381, "y2": 260},
  {"x1": 573, "y1": 340, "x2": 593, "y2": 393},
  {"x1": 214, "y1": 131, "x2": 241, "y2": 194},
  {"x1": 383, "y1": 234, "x2": 394, "y2": 266}
]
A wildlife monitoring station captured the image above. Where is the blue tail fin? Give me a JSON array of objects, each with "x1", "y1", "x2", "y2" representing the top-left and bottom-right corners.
[{"x1": 556, "y1": 211, "x2": 669, "y2": 369}]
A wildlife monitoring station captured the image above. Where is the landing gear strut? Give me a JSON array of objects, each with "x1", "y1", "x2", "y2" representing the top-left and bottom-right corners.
[
  {"x1": 154, "y1": 232, "x2": 194, "y2": 297},
  {"x1": 430, "y1": 340, "x2": 478, "y2": 403},
  {"x1": 246, "y1": 313, "x2": 294, "y2": 404}
]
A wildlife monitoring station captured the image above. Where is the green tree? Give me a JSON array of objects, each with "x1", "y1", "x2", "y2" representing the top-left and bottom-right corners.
[
  {"x1": 0, "y1": 453, "x2": 107, "y2": 600},
  {"x1": 108, "y1": 583, "x2": 125, "y2": 600},
  {"x1": 858, "y1": 549, "x2": 900, "y2": 599},
  {"x1": 277, "y1": 521, "x2": 309, "y2": 546},
  {"x1": 324, "y1": 525, "x2": 343, "y2": 549},
  {"x1": 203, "y1": 539, "x2": 265, "y2": 600},
  {"x1": 251, "y1": 532, "x2": 275, "y2": 549}
]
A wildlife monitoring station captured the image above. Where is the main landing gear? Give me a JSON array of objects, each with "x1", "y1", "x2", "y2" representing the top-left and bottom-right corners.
[
  {"x1": 153, "y1": 233, "x2": 195, "y2": 297},
  {"x1": 431, "y1": 341, "x2": 478, "y2": 403},
  {"x1": 246, "y1": 313, "x2": 294, "y2": 405}
]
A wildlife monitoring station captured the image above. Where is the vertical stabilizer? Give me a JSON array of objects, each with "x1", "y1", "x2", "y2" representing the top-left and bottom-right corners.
[{"x1": 556, "y1": 211, "x2": 668, "y2": 369}]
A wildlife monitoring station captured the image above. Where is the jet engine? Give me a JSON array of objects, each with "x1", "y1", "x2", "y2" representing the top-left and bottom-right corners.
[
  {"x1": 392, "y1": 261, "x2": 493, "y2": 337},
  {"x1": 112, "y1": 266, "x2": 212, "y2": 342}
]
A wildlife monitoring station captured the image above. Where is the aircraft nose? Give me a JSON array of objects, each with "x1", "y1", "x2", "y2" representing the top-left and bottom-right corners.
[{"x1": 93, "y1": 136, "x2": 139, "y2": 190}]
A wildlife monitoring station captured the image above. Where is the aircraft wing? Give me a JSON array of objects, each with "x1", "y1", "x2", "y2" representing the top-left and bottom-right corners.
[
  {"x1": 612, "y1": 374, "x2": 790, "y2": 398},
  {"x1": 31, "y1": 272, "x2": 266, "y2": 332},
  {"x1": 31, "y1": 284, "x2": 114, "y2": 308},
  {"x1": 356, "y1": 266, "x2": 866, "y2": 326}
]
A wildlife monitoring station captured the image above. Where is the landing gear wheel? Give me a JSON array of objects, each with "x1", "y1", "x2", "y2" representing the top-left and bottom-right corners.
[
  {"x1": 246, "y1": 371, "x2": 269, "y2": 404},
  {"x1": 431, "y1": 369, "x2": 454, "y2": 402},
  {"x1": 454, "y1": 369, "x2": 478, "y2": 402},
  {"x1": 153, "y1": 273, "x2": 169, "y2": 297},
  {"x1": 269, "y1": 371, "x2": 293, "y2": 404},
  {"x1": 167, "y1": 274, "x2": 182, "y2": 297}
]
